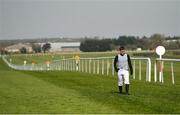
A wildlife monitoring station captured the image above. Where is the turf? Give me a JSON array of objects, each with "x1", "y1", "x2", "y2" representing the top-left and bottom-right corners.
[{"x1": 0, "y1": 57, "x2": 179, "y2": 114}]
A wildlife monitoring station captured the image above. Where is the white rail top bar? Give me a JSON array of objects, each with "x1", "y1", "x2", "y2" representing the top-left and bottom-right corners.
[
  {"x1": 156, "y1": 58, "x2": 180, "y2": 62},
  {"x1": 54, "y1": 57, "x2": 151, "y2": 61}
]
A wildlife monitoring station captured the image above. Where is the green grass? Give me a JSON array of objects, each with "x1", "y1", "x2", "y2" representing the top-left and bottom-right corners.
[
  {"x1": 0, "y1": 57, "x2": 180, "y2": 114},
  {"x1": 6, "y1": 51, "x2": 118, "y2": 65}
]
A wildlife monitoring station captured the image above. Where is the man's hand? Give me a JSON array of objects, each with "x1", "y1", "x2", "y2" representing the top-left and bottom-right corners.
[
  {"x1": 115, "y1": 68, "x2": 119, "y2": 72},
  {"x1": 130, "y1": 71, "x2": 133, "y2": 75}
]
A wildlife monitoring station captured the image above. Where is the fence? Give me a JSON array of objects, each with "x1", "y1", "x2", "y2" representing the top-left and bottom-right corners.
[
  {"x1": 154, "y1": 58, "x2": 180, "y2": 84},
  {"x1": 2, "y1": 55, "x2": 152, "y2": 82}
]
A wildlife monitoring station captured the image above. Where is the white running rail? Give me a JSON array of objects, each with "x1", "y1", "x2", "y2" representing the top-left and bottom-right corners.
[
  {"x1": 2, "y1": 56, "x2": 151, "y2": 82},
  {"x1": 154, "y1": 58, "x2": 180, "y2": 84}
]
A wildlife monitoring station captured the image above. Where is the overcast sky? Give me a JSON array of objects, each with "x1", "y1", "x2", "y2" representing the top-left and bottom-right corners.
[{"x1": 0, "y1": 0, "x2": 179, "y2": 40}]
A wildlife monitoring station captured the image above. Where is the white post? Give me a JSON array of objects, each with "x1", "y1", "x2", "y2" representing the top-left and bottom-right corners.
[
  {"x1": 159, "y1": 57, "x2": 162, "y2": 82},
  {"x1": 154, "y1": 61, "x2": 157, "y2": 82},
  {"x1": 47, "y1": 63, "x2": 50, "y2": 71},
  {"x1": 133, "y1": 60, "x2": 135, "y2": 79},
  {"x1": 72, "y1": 60, "x2": 74, "y2": 71},
  {"x1": 89, "y1": 59, "x2": 91, "y2": 74},
  {"x1": 155, "y1": 46, "x2": 165, "y2": 83},
  {"x1": 146, "y1": 61, "x2": 148, "y2": 81},
  {"x1": 68, "y1": 60, "x2": 70, "y2": 71},
  {"x1": 23, "y1": 60, "x2": 27, "y2": 70},
  {"x1": 159, "y1": 60, "x2": 164, "y2": 83},
  {"x1": 97, "y1": 60, "x2": 99, "y2": 74},
  {"x1": 162, "y1": 61, "x2": 164, "y2": 83},
  {"x1": 65, "y1": 60, "x2": 66, "y2": 71},
  {"x1": 40, "y1": 64, "x2": 43, "y2": 71},
  {"x1": 10, "y1": 58, "x2": 12, "y2": 63},
  {"x1": 71, "y1": 59, "x2": 73, "y2": 71},
  {"x1": 79, "y1": 60, "x2": 81, "y2": 72},
  {"x1": 171, "y1": 62, "x2": 175, "y2": 84},
  {"x1": 78, "y1": 59, "x2": 82, "y2": 72},
  {"x1": 107, "y1": 59, "x2": 109, "y2": 76},
  {"x1": 63, "y1": 60, "x2": 65, "y2": 70},
  {"x1": 148, "y1": 58, "x2": 151, "y2": 82},
  {"x1": 65, "y1": 60, "x2": 67, "y2": 71},
  {"x1": 93, "y1": 60, "x2": 95, "y2": 74},
  {"x1": 85, "y1": 59, "x2": 87, "y2": 73},
  {"x1": 55, "y1": 63, "x2": 57, "y2": 70},
  {"x1": 80, "y1": 59, "x2": 82, "y2": 72},
  {"x1": 66, "y1": 60, "x2": 70, "y2": 71},
  {"x1": 64, "y1": 60, "x2": 65, "y2": 71},
  {"x1": 96, "y1": 60, "x2": 98, "y2": 74},
  {"x1": 60, "y1": 60, "x2": 63, "y2": 70},
  {"x1": 69, "y1": 60, "x2": 71, "y2": 71},
  {"x1": 62, "y1": 60, "x2": 63, "y2": 70},
  {"x1": 67, "y1": 60, "x2": 68, "y2": 71},
  {"x1": 73, "y1": 59, "x2": 75, "y2": 71},
  {"x1": 74, "y1": 60, "x2": 75, "y2": 71},
  {"x1": 75, "y1": 60, "x2": 77, "y2": 71},
  {"x1": 142, "y1": 58, "x2": 151, "y2": 82},
  {"x1": 112, "y1": 59, "x2": 114, "y2": 76},
  {"x1": 102, "y1": 59, "x2": 104, "y2": 75},
  {"x1": 139, "y1": 60, "x2": 141, "y2": 80},
  {"x1": 70, "y1": 59, "x2": 71, "y2": 71},
  {"x1": 66, "y1": 60, "x2": 67, "y2": 71},
  {"x1": 63, "y1": 60, "x2": 65, "y2": 71},
  {"x1": 82, "y1": 60, "x2": 84, "y2": 72}
]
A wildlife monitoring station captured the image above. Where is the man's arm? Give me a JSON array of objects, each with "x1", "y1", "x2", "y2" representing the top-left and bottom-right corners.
[
  {"x1": 114, "y1": 55, "x2": 119, "y2": 72},
  {"x1": 127, "y1": 54, "x2": 133, "y2": 75}
]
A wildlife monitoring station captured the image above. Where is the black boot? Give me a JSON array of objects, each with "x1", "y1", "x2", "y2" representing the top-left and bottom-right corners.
[
  {"x1": 118, "y1": 86, "x2": 122, "y2": 94},
  {"x1": 125, "y1": 84, "x2": 129, "y2": 95}
]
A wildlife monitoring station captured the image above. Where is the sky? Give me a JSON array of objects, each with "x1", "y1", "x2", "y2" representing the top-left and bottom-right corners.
[
  {"x1": 0, "y1": 0, "x2": 2, "y2": 37},
  {"x1": 0, "y1": 0, "x2": 179, "y2": 40}
]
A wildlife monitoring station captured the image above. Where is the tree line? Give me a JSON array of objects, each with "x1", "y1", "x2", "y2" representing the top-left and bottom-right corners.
[
  {"x1": 26, "y1": 43, "x2": 51, "y2": 54},
  {"x1": 1, "y1": 33, "x2": 179, "y2": 54},
  {"x1": 80, "y1": 34, "x2": 180, "y2": 52}
]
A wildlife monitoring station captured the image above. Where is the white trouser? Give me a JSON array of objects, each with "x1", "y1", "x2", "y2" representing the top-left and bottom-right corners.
[{"x1": 118, "y1": 69, "x2": 130, "y2": 86}]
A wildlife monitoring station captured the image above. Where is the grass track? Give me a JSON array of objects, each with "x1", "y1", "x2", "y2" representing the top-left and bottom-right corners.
[{"x1": 0, "y1": 58, "x2": 180, "y2": 114}]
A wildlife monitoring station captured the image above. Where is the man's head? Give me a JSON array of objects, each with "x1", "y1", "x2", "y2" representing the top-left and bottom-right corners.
[{"x1": 119, "y1": 46, "x2": 125, "y2": 55}]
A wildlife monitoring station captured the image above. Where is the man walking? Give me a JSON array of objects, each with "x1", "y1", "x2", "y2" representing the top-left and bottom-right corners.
[{"x1": 114, "y1": 46, "x2": 133, "y2": 95}]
